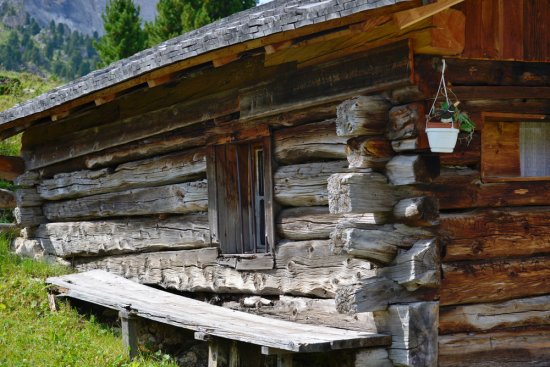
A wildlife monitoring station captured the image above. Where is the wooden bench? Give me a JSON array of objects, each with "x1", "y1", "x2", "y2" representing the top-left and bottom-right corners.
[{"x1": 47, "y1": 270, "x2": 391, "y2": 366}]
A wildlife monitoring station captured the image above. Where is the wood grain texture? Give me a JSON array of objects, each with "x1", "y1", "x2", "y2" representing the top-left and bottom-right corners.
[
  {"x1": 276, "y1": 206, "x2": 338, "y2": 241},
  {"x1": 346, "y1": 136, "x2": 393, "y2": 170},
  {"x1": 38, "y1": 149, "x2": 206, "y2": 200},
  {"x1": 75, "y1": 240, "x2": 376, "y2": 298},
  {"x1": 35, "y1": 214, "x2": 210, "y2": 258},
  {"x1": 274, "y1": 161, "x2": 349, "y2": 207},
  {"x1": 440, "y1": 207, "x2": 550, "y2": 261},
  {"x1": 439, "y1": 294, "x2": 550, "y2": 334},
  {"x1": 441, "y1": 255, "x2": 550, "y2": 306},
  {"x1": 47, "y1": 270, "x2": 390, "y2": 353},
  {"x1": 273, "y1": 120, "x2": 346, "y2": 165},
  {"x1": 43, "y1": 181, "x2": 208, "y2": 221},
  {"x1": 336, "y1": 95, "x2": 391, "y2": 138},
  {"x1": 392, "y1": 196, "x2": 439, "y2": 227},
  {"x1": 385, "y1": 155, "x2": 440, "y2": 186},
  {"x1": 439, "y1": 327, "x2": 550, "y2": 367}
]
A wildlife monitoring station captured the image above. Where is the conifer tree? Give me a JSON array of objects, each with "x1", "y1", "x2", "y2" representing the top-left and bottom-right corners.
[{"x1": 95, "y1": 0, "x2": 148, "y2": 66}]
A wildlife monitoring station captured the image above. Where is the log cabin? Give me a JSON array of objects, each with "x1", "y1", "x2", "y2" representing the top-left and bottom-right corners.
[{"x1": 0, "y1": 0, "x2": 549, "y2": 365}]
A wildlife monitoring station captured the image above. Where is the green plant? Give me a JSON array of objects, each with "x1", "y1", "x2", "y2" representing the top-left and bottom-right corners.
[{"x1": 436, "y1": 101, "x2": 476, "y2": 133}]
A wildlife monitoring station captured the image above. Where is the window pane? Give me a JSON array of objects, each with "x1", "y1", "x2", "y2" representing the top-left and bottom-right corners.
[{"x1": 520, "y1": 122, "x2": 550, "y2": 177}]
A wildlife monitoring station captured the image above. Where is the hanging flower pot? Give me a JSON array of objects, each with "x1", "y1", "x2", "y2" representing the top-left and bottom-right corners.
[{"x1": 426, "y1": 60, "x2": 476, "y2": 153}]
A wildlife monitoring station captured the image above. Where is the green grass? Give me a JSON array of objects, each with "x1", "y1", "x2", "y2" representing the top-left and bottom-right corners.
[{"x1": 0, "y1": 234, "x2": 179, "y2": 367}]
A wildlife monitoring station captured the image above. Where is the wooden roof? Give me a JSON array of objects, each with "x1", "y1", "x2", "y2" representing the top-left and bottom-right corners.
[{"x1": 0, "y1": 0, "x2": 414, "y2": 138}]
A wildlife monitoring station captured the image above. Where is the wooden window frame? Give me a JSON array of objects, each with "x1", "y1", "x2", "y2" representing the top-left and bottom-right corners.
[
  {"x1": 206, "y1": 134, "x2": 275, "y2": 270},
  {"x1": 481, "y1": 112, "x2": 550, "y2": 183}
]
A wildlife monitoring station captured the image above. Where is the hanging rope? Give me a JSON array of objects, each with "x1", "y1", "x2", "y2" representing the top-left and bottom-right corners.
[{"x1": 427, "y1": 59, "x2": 458, "y2": 129}]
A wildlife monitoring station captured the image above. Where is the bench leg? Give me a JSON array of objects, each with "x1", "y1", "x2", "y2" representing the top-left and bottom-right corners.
[
  {"x1": 119, "y1": 310, "x2": 139, "y2": 359},
  {"x1": 229, "y1": 340, "x2": 240, "y2": 367}
]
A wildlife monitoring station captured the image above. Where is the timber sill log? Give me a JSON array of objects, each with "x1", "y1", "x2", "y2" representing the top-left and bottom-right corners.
[
  {"x1": 75, "y1": 240, "x2": 376, "y2": 298},
  {"x1": 336, "y1": 96, "x2": 391, "y2": 138},
  {"x1": 43, "y1": 181, "x2": 208, "y2": 221},
  {"x1": 35, "y1": 213, "x2": 210, "y2": 258},
  {"x1": 274, "y1": 161, "x2": 349, "y2": 207},
  {"x1": 14, "y1": 206, "x2": 46, "y2": 227},
  {"x1": 38, "y1": 149, "x2": 206, "y2": 200},
  {"x1": 15, "y1": 187, "x2": 42, "y2": 207}
]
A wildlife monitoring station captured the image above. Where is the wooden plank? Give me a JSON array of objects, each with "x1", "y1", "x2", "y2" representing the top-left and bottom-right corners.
[
  {"x1": 22, "y1": 90, "x2": 238, "y2": 171},
  {"x1": 453, "y1": 86, "x2": 550, "y2": 100},
  {"x1": 441, "y1": 255, "x2": 550, "y2": 306},
  {"x1": 413, "y1": 9, "x2": 465, "y2": 55},
  {"x1": 34, "y1": 214, "x2": 211, "y2": 258},
  {"x1": 273, "y1": 120, "x2": 346, "y2": 165},
  {"x1": 0, "y1": 155, "x2": 24, "y2": 181},
  {"x1": 392, "y1": 0, "x2": 464, "y2": 30},
  {"x1": 240, "y1": 41, "x2": 412, "y2": 121},
  {"x1": 439, "y1": 328, "x2": 550, "y2": 367},
  {"x1": 481, "y1": 121, "x2": 520, "y2": 179},
  {"x1": 206, "y1": 146, "x2": 219, "y2": 245},
  {"x1": 440, "y1": 207, "x2": 550, "y2": 262},
  {"x1": 263, "y1": 135, "x2": 276, "y2": 253},
  {"x1": 47, "y1": 270, "x2": 391, "y2": 353},
  {"x1": 38, "y1": 149, "x2": 206, "y2": 200},
  {"x1": 274, "y1": 161, "x2": 349, "y2": 207},
  {"x1": 43, "y1": 181, "x2": 208, "y2": 221},
  {"x1": 276, "y1": 206, "x2": 338, "y2": 241},
  {"x1": 74, "y1": 241, "x2": 376, "y2": 298},
  {"x1": 440, "y1": 294, "x2": 550, "y2": 334}
]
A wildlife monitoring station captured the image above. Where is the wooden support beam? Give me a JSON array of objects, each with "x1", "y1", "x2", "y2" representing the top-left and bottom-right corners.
[
  {"x1": 393, "y1": 0, "x2": 464, "y2": 30},
  {"x1": 50, "y1": 111, "x2": 70, "y2": 122},
  {"x1": 208, "y1": 338, "x2": 229, "y2": 367},
  {"x1": 0, "y1": 155, "x2": 24, "y2": 181},
  {"x1": 212, "y1": 54, "x2": 240, "y2": 68},
  {"x1": 147, "y1": 74, "x2": 174, "y2": 88},
  {"x1": 119, "y1": 310, "x2": 139, "y2": 360},
  {"x1": 264, "y1": 40, "x2": 293, "y2": 55},
  {"x1": 94, "y1": 94, "x2": 116, "y2": 106},
  {"x1": 277, "y1": 354, "x2": 293, "y2": 367}
]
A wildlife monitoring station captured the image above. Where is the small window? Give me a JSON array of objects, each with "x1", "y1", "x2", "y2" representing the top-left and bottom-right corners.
[
  {"x1": 207, "y1": 136, "x2": 274, "y2": 256},
  {"x1": 482, "y1": 113, "x2": 550, "y2": 182}
]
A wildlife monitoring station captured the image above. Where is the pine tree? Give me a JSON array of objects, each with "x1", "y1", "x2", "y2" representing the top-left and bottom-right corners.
[
  {"x1": 147, "y1": 0, "x2": 257, "y2": 46},
  {"x1": 94, "y1": 0, "x2": 148, "y2": 66}
]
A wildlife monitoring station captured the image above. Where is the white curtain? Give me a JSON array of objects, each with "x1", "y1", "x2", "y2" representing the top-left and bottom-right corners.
[{"x1": 520, "y1": 121, "x2": 550, "y2": 177}]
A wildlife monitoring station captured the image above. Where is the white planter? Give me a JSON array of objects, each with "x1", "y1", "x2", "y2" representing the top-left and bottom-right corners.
[{"x1": 426, "y1": 126, "x2": 459, "y2": 153}]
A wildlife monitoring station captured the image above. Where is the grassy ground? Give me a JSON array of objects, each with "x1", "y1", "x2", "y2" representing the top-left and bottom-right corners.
[
  {"x1": 0, "y1": 231, "x2": 179, "y2": 367},
  {"x1": 0, "y1": 73, "x2": 179, "y2": 367}
]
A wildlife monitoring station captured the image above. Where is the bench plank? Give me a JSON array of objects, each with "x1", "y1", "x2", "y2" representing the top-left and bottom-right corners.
[{"x1": 47, "y1": 270, "x2": 390, "y2": 353}]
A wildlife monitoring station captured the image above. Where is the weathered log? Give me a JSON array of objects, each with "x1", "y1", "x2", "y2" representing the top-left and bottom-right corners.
[
  {"x1": 38, "y1": 149, "x2": 206, "y2": 200},
  {"x1": 383, "y1": 85, "x2": 425, "y2": 105},
  {"x1": 11, "y1": 237, "x2": 44, "y2": 259},
  {"x1": 224, "y1": 295, "x2": 378, "y2": 333},
  {"x1": 439, "y1": 294, "x2": 550, "y2": 334},
  {"x1": 390, "y1": 138, "x2": 425, "y2": 152},
  {"x1": 441, "y1": 255, "x2": 550, "y2": 306},
  {"x1": 439, "y1": 132, "x2": 480, "y2": 167},
  {"x1": 439, "y1": 328, "x2": 550, "y2": 367},
  {"x1": 332, "y1": 228, "x2": 398, "y2": 265},
  {"x1": 15, "y1": 187, "x2": 42, "y2": 207},
  {"x1": 14, "y1": 206, "x2": 46, "y2": 227},
  {"x1": 276, "y1": 206, "x2": 338, "y2": 240},
  {"x1": 346, "y1": 136, "x2": 393, "y2": 169},
  {"x1": 0, "y1": 155, "x2": 25, "y2": 181},
  {"x1": 386, "y1": 103, "x2": 424, "y2": 141},
  {"x1": 336, "y1": 277, "x2": 421, "y2": 313},
  {"x1": 274, "y1": 161, "x2": 349, "y2": 207},
  {"x1": 0, "y1": 188, "x2": 16, "y2": 209},
  {"x1": 327, "y1": 172, "x2": 399, "y2": 214},
  {"x1": 335, "y1": 96, "x2": 391, "y2": 138},
  {"x1": 385, "y1": 155, "x2": 440, "y2": 186},
  {"x1": 75, "y1": 241, "x2": 376, "y2": 298},
  {"x1": 35, "y1": 214, "x2": 210, "y2": 258},
  {"x1": 13, "y1": 171, "x2": 40, "y2": 188},
  {"x1": 354, "y1": 349, "x2": 393, "y2": 367},
  {"x1": 379, "y1": 238, "x2": 439, "y2": 292},
  {"x1": 377, "y1": 302, "x2": 438, "y2": 367},
  {"x1": 273, "y1": 120, "x2": 346, "y2": 164},
  {"x1": 439, "y1": 207, "x2": 550, "y2": 261},
  {"x1": 392, "y1": 196, "x2": 439, "y2": 226},
  {"x1": 43, "y1": 181, "x2": 208, "y2": 221}
]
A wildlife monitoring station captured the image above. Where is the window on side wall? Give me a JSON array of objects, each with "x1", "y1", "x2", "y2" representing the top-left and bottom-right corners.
[
  {"x1": 206, "y1": 136, "x2": 275, "y2": 266},
  {"x1": 481, "y1": 113, "x2": 550, "y2": 182}
]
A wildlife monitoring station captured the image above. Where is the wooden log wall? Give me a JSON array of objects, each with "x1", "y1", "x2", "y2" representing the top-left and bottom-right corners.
[{"x1": 415, "y1": 55, "x2": 550, "y2": 365}]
